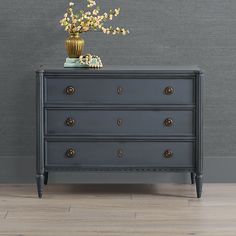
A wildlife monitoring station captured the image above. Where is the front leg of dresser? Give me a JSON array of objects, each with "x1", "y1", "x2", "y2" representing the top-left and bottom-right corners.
[
  {"x1": 195, "y1": 71, "x2": 204, "y2": 198},
  {"x1": 196, "y1": 174, "x2": 203, "y2": 198},
  {"x1": 36, "y1": 71, "x2": 45, "y2": 198},
  {"x1": 36, "y1": 174, "x2": 44, "y2": 198}
]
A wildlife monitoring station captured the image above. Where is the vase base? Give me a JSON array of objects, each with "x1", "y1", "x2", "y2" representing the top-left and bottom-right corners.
[{"x1": 64, "y1": 57, "x2": 89, "y2": 68}]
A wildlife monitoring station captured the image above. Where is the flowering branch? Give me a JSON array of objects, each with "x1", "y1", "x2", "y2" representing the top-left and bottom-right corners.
[{"x1": 60, "y1": 0, "x2": 130, "y2": 35}]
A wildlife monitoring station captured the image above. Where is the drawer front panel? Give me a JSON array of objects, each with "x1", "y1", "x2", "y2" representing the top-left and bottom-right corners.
[
  {"x1": 45, "y1": 77, "x2": 194, "y2": 104},
  {"x1": 46, "y1": 110, "x2": 194, "y2": 136},
  {"x1": 46, "y1": 141, "x2": 194, "y2": 167}
]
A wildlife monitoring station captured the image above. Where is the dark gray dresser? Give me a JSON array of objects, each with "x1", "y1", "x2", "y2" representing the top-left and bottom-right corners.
[{"x1": 36, "y1": 66, "x2": 204, "y2": 198}]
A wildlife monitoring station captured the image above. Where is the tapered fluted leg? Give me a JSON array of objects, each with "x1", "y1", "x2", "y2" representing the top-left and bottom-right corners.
[
  {"x1": 36, "y1": 174, "x2": 44, "y2": 198},
  {"x1": 191, "y1": 172, "x2": 196, "y2": 184},
  {"x1": 196, "y1": 174, "x2": 203, "y2": 198},
  {"x1": 44, "y1": 171, "x2": 48, "y2": 185}
]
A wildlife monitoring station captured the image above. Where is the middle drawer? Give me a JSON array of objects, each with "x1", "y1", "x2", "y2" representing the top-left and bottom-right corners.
[{"x1": 45, "y1": 109, "x2": 194, "y2": 136}]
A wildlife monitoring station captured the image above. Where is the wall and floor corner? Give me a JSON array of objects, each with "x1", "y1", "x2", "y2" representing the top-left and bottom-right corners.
[{"x1": 0, "y1": 0, "x2": 235, "y2": 183}]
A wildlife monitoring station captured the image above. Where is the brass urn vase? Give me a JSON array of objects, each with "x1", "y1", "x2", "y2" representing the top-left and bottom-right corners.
[{"x1": 65, "y1": 33, "x2": 85, "y2": 58}]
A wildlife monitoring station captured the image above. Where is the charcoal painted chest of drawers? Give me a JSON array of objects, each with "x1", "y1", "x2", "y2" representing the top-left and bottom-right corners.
[{"x1": 36, "y1": 66, "x2": 204, "y2": 198}]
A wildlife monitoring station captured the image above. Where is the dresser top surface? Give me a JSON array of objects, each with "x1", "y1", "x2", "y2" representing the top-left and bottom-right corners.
[{"x1": 36, "y1": 65, "x2": 202, "y2": 75}]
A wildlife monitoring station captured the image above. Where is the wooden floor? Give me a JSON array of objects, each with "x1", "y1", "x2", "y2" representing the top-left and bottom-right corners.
[{"x1": 0, "y1": 184, "x2": 236, "y2": 236}]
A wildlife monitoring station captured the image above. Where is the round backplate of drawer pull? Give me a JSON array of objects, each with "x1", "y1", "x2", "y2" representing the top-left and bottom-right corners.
[
  {"x1": 117, "y1": 86, "x2": 124, "y2": 95},
  {"x1": 117, "y1": 118, "x2": 123, "y2": 127},
  {"x1": 164, "y1": 118, "x2": 174, "y2": 127},
  {"x1": 65, "y1": 117, "x2": 76, "y2": 127},
  {"x1": 65, "y1": 148, "x2": 76, "y2": 158},
  {"x1": 164, "y1": 86, "x2": 174, "y2": 95},
  {"x1": 117, "y1": 149, "x2": 124, "y2": 158},
  {"x1": 65, "y1": 86, "x2": 76, "y2": 95},
  {"x1": 163, "y1": 150, "x2": 173, "y2": 159}
]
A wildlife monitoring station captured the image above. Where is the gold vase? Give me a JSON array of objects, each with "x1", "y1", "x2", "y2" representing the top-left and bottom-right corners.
[{"x1": 65, "y1": 33, "x2": 85, "y2": 58}]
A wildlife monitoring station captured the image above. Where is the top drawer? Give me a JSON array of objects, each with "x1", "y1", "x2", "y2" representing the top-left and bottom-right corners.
[{"x1": 45, "y1": 76, "x2": 194, "y2": 105}]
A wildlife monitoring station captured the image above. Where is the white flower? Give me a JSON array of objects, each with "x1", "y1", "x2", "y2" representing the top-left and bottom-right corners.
[
  {"x1": 93, "y1": 9, "x2": 99, "y2": 15},
  {"x1": 69, "y1": 2, "x2": 74, "y2": 6},
  {"x1": 114, "y1": 8, "x2": 120, "y2": 16},
  {"x1": 87, "y1": 0, "x2": 96, "y2": 8}
]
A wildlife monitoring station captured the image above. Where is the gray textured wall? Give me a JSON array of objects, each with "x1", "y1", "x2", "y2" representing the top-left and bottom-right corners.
[{"x1": 0, "y1": 0, "x2": 235, "y2": 183}]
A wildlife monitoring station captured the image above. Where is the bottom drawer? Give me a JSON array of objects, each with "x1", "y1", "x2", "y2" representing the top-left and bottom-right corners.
[{"x1": 45, "y1": 141, "x2": 194, "y2": 168}]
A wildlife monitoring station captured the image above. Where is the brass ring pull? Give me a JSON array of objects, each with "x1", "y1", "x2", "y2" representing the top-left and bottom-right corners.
[
  {"x1": 65, "y1": 117, "x2": 76, "y2": 127},
  {"x1": 163, "y1": 150, "x2": 173, "y2": 159},
  {"x1": 65, "y1": 148, "x2": 76, "y2": 158},
  {"x1": 117, "y1": 118, "x2": 123, "y2": 127},
  {"x1": 117, "y1": 86, "x2": 123, "y2": 95},
  {"x1": 164, "y1": 118, "x2": 174, "y2": 127},
  {"x1": 65, "y1": 86, "x2": 76, "y2": 95},
  {"x1": 164, "y1": 86, "x2": 174, "y2": 95},
  {"x1": 117, "y1": 149, "x2": 124, "y2": 158}
]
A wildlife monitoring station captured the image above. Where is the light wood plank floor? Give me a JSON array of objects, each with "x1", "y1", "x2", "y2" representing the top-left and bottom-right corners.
[{"x1": 0, "y1": 184, "x2": 236, "y2": 236}]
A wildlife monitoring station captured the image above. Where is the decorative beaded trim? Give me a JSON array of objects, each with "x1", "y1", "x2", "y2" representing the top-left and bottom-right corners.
[{"x1": 47, "y1": 166, "x2": 194, "y2": 172}]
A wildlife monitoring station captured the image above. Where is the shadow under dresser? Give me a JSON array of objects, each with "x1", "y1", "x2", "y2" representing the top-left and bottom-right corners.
[{"x1": 36, "y1": 65, "x2": 204, "y2": 198}]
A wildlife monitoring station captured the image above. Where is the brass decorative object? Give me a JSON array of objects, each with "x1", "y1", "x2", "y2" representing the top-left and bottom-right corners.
[
  {"x1": 65, "y1": 86, "x2": 76, "y2": 95},
  {"x1": 65, "y1": 117, "x2": 76, "y2": 127},
  {"x1": 163, "y1": 150, "x2": 173, "y2": 159},
  {"x1": 65, "y1": 33, "x2": 85, "y2": 58},
  {"x1": 164, "y1": 118, "x2": 174, "y2": 127},
  {"x1": 164, "y1": 86, "x2": 174, "y2": 95},
  {"x1": 117, "y1": 86, "x2": 123, "y2": 95},
  {"x1": 117, "y1": 149, "x2": 124, "y2": 158},
  {"x1": 117, "y1": 118, "x2": 123, "y2": 127},
  {"x1": 65, "y1": 148, "x2": 76, "y2": 158}
]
